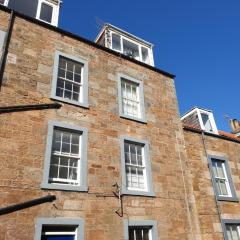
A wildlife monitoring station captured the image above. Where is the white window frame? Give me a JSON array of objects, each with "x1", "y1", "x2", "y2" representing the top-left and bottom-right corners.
[
  {"x1": 118, "y1": 74, "x2": 146, "y2": 123},
  {"x1": 181, "y1": 107, "x2": 218, "y2": 134},
  {"x1": 36, "y1": 0, "x2": 59, "y2": 26},
  {"x1": 35, "y1": 218, "x2": 85, "y2": 240},
  {"x1": 51, "y1": 51, "x2": 89, "y2": 108},
  {"x1": 41, "y1": 121, "x2": 88, "y2": 192},
  {"x1": 124, "y1": 141, "x2": 148, "y2": 192},
  {"x1": 212, "y1": 159, "x2": 232, "y2": 197},
  {"x1": 120, "y1": 136, "x2": 154, "y2": 197},
  {"x1": 110, "y1": 30, "x2": 154, "y2": 66},
  {"x1": 49, "y1": 128, "x2": 82, "y2": 185},
  {"x1": 208, "y1": 155, "x2": 238, "y2": 202}
]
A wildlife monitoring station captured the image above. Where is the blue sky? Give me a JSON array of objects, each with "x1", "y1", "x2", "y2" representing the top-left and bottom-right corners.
[{"x1": 59, "y1": 0, "x2": 240, "y2": 132}]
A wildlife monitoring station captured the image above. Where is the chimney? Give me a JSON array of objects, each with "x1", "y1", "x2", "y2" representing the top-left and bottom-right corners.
[{"x1": 230, "y1": 119, "x2": 240, "y2": 137}]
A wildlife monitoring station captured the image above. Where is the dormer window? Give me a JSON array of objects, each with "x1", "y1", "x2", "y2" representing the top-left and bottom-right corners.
[
  {"x1": 3, "y1": 0, "x2": 60, "y2": 26},
  {"x1": 201, "y1": 112, "x2": 213, "y2": 132},
  {"x1": 38, "y1": 1, "x2": 53, "y2": 23},
  {"x1": 95, "y1": 24, "x2": 155, "y2": 66},
  {"x1": 181, "y1": 107, "x2": 218, "y2": 134},
  {"x1": 36, "y1": 0, "x2": 59, "y2": 25}
]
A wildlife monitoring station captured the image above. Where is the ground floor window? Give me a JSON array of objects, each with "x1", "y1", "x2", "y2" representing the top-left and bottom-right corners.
[
  {"x1": 124, "y1": 220, "x2": 158, "y2": 240},
  {"x1": 35, "y1": 218, "x2": 84, "y2": 240},
  {"x1": 129, "y1": 226, "x2": 152, "y2": 240}
]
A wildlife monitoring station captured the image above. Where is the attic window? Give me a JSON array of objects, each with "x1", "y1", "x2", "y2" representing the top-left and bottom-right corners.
[
  {"x1": 39, "y1": 2, "x2": 53, "y2": 23},
  {"x1": 122, "y1": 39, "x2": 139, "y2": 60},
  {"x1": 181, "y1": 108, "x2": 218, "y2": 134},
  {"x1": 112, "y1": 33, "x2": 121, "y2": 51},
  {"x1": 36, "y1": 0, "x2": 59, "y2": 26},
  {"x1": 141, "y1": 47, "x2": 149, "y2": 64},
  {"x1": 108, "y1": 30, "x2": 154, "y2": 66},
  {"x1": 201, "y1": 113, "x2": 213, "y2": 132}
]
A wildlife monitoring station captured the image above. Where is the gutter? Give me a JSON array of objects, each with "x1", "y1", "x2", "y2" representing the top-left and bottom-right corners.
[
  {"x1": 0, "y1": 10, "x2": 15, "y2": 91},
  {"x1": 0, "y1": 102, "x2": 62, "y2": 113},
  {"x1": 183, "y1": 125, "x2": 240, "y2": 144},
  {"x1": 0, "y1": 195, "x2": 56, "y2": 216},
  {"x1": 0, "y1": 5, "x2": 175, "y2": 79}
]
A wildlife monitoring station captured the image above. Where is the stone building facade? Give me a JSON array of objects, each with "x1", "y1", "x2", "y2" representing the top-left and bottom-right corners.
[
  {"x1": 183, "y1": 125, "x2": 240, "y2": 240},
  {"x1": 0, "y1": 2, "x2": 240, "y2": 240},
  {"x1": 0, "y1": 4, "x2": 192, "y2": 240}
]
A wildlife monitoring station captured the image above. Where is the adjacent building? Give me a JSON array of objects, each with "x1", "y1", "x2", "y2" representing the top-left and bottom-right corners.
[
  {"x1": 182, "y1": 108, "x2": 240, "y2": 240},
  {"x1": 0, "y1": 1, "x2": 239, "y2": 240}
]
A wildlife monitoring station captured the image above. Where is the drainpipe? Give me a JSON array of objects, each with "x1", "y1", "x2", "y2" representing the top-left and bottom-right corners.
[
  {"x1": 201, "y1": 131, "x2": 225, "y2": 238},
  {"x1": 0, "y1": 10, "x2": 15, "y2": 91},
  {"x1": 0, "y1": 102, "x2": 62, "y2": 113},
  {"x1": 0, "y1": 195, "x2": 56, "y2": 216}
]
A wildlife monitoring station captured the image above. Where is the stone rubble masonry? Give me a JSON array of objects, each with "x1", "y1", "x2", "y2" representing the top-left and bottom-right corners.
[
  {"x1": 1, "y1": 7, "x2": 239, "y2": 240},
  {"x1": 184, "y1": 129, "x2": 240, "y2": 240},
  {"x1": 0, "y1": 9, "x2": 192, "y2": 240}
]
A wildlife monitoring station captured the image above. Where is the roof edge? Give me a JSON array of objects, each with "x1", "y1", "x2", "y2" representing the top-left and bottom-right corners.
[
  {"x1": 97, "y1": 23, "x2": 154, "y2": 47},
  {"x1": 183, "y1": 124, "x2": 240, "y2": 144},
  {"x1": 0, "y1": 5, "x2": 175, "y2": 79}
]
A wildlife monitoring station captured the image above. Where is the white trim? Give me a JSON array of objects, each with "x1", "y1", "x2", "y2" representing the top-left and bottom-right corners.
[
  {"x1": 109, "y1": 30, "x2": 154, "y2": 66},
  {"x1": 95, "y1": 23, "x2": 154, "y2": 47},
  {"x1": 181, "y1": 107, "x2": 218, "y2": 134},
  {"x1": 2, "y1": 0, "x2": 9, "y2": 6},
  {"x1": 36, "y1": 0, "x2": 59, "y2": 26}
]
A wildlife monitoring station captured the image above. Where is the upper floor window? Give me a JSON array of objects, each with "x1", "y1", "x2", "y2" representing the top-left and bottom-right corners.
[
  {"x1": 208, "y1": 155, "x2": 238, "y2": 202},
  {"x1": 41, "y1": 121, "x2": 88, "y2": 192},
  {"x1": 181, "y1": 107, "x2": 218, "y2": 134},
  {"x1": 36, "y1": 0, "x2": 59, "y2": 25},
  {"x1": 118, "y1": 74, "x2": 146, "y2": 123},
  {"x1": 125, "y1": 141, "x2": 146, "y2": 190},
  {"x1": 111, "y1": 32, "x2": 153, "y2": 65},
  {"x1": 51, "y1": 51, "x2": 89, "y2": 108},
  {"x1": 95, "y1": 24, "x2": 155, "y2": 66},
  {"x1": 212, "y1": 159, "x2": 231, "y2": 197},
  {"x1": 4, "y1": 0, "x2": 59, "y2": 26},
  {"x1": 120, "y1": 136, "x2": 154, "y2": 197}
]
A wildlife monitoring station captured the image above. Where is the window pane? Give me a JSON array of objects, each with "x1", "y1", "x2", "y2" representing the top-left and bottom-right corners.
[
  {"x1": 40, "y1": 2, "x2": 53, "y2": 23},
  {"x1": 219, "y1": 179, "x2": 228, "y2": 195},
  {"x1": 59, "y1": 166, "x2": 68, "y2": 179},
  {"x1": 129, "y1": 227, "x2": 150, "y2": 240},
  {"x1": 49, "y1": 164, "x2": 58, "y2": 179},
  {"x1": 123, "y1": 39, "x2": 139, "y2": 60},
  {"x1": 112, "y1": 33, "x2": 121, "y2": 51},
  {"x1": 74, "y1": 74, "x2": 81, "y2": 83},
  {"x1": 59, "y1": 57, "x2": 67, "y2": 69},
  {"x1": 121, "y1": 79, "x2": 140, "y2": 118},
  {"x1": 57, "y1": 57, "x2": 82, "y2": 102},
  {"x1": 201, "y1": 113, "x2": 213, "y2": 132},
  {"x1": 226, "y1": 225, "x2": 240, "y2": 240},
  {"x1": 141, "y1": 47, "x2": 150, "y2": 64},
  {"x1": 67, "y1": 61, "x2": 74, "y2": 72}
]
